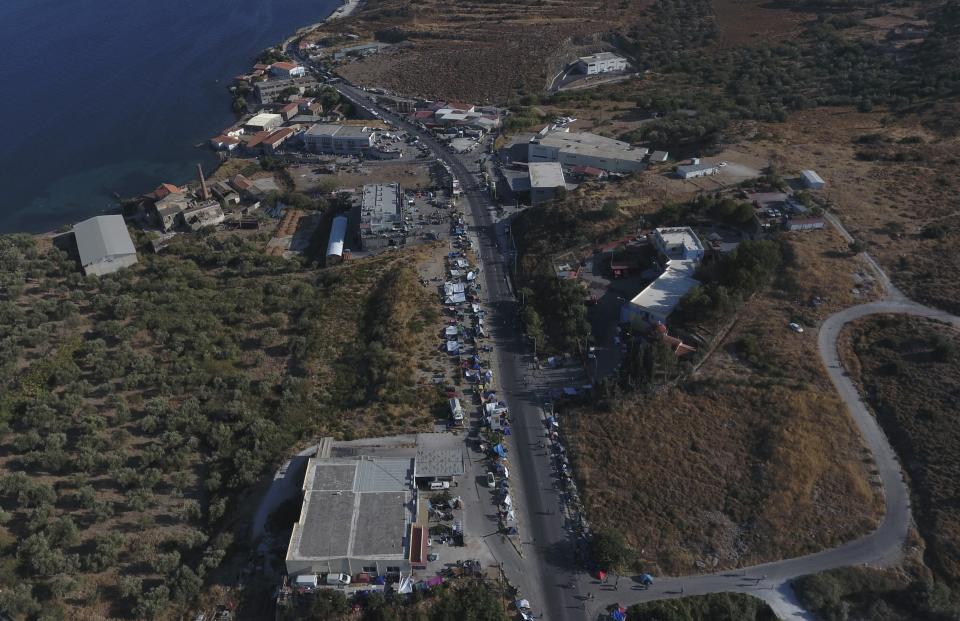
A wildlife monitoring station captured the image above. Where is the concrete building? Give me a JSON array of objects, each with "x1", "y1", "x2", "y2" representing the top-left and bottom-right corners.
[
  {"x1": 575, "y1": 52, "x2": 628, "y2": 75},
  {"x1": 800, "y1": 169, "x2": 825, "y2": 189},
  {"x1": 652, "y1": 227, "x2": 705, "y2": 262},
  {"x1": 528, "y1": 162, "x2": 566, "y2": 205},
  {"x1": 254, "y1": 76, "x2": 319, "y2": 104},
  {"x1": 73, "y1": 215, "x2": 138, "y2": 277},
  {"x1": 181, "y1": 201, "x2": 225, "y2": 231},
  {"x1": 359, "y1": 183, "x2": 403, "y2": 249},
  {"x1": 304, "y1": 124, "x2": 375, "y2": 155},
  {"x1": 286, "y1": 453, "x2": 415, "y2": 577},
  {"x1": 244, "y1": 113, "x2": 283, "y2": 133},
  {"x1": 152, "y1": 192, "x2": 191, "y2": 232},
  {"x1": 623, "y1": 227, "x2": 704, "y2": 325},
  {"x1": 528, "y1": 129, "x2": 647, "y2": 174},
  {"x1": 270, "y1": 61, "x2": 306, "y2": 78},
  {"x1": 676, "y1": 161, "x2": 720, "y2": 179},
  {"x1": 326, "y1": 215, "x2": 348, "y2": 265}
]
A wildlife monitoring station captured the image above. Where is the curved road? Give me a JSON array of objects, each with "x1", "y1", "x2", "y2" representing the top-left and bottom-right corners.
[{"x1": 295, "y1": 61, "x2": 960, "y2": 619}]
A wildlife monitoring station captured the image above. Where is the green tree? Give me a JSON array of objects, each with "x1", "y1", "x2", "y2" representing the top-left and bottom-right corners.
[{"x1": 589, "y1": 528, "x2": 632, "y2": 571}]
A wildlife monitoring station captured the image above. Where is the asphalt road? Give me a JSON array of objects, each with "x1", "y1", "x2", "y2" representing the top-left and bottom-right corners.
[{"x1": 320, "y1": 75, "x2": 960, "y2": 619}]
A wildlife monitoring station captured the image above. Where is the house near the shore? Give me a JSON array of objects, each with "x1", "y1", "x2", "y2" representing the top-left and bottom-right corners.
[
  {"x1": 270, "y1": 61, "x2": 305, "y2": 78},
  {"x1": 72, "y1": 215, "x2": 138, "y2": 277}
]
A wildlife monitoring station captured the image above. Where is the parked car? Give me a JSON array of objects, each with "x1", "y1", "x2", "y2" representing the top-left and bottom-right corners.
[
  {"x1": 788, "y1": 322, "x2": 804, "y2": 333},
  {"x1": 325, "y1": 573, "x2": 351, "y2": 586}
]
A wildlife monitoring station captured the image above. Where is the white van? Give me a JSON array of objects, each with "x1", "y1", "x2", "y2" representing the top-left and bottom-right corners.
[
  {"x1": 325, "y1": 573, "x2": 351, "y2": 586},
  {"x1": 429, "y1": 481, "x2": 450, "y2": 491}
]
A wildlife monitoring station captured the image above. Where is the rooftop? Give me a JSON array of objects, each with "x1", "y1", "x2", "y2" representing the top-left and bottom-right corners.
[
  {"x1": 629, "y1": 260, "x2": 700, "y2": 319},
  {"x1": 528, "y1": 162, "x2": 565, "y2": 188},
  {"x1": 578, "y1": 51, "x2": 625, "y2": 63},
  {"x1": 246, "y1": 113, "x2": 282, "y2": 127},
  {"x1": 654, "y1": 227, "x2": 704, "y2": 258},
  {"x1": 306, "y1": 123, "x2": 371, "y2": 139},
  {"x1": 415, "y1": 449, "x2": 465, "y2": 479},
  {"x1": 535, "y1": 130, "x2": 647, "y2": 163},
  {"x1": 288, "y1": 456, "x2": 414, "y2": 563},
  {"x1": 73, "y1": 215, "x2": 136, "y2": 266},
  {"x1": 676, "y1": 162, "x2": 720, "y2": 175}
]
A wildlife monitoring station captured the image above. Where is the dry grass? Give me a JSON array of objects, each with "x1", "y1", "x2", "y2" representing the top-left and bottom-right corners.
[
  {"x1": 726, "y1": 106, "x2": 960, "y2": 312},
  {"x1": 711, "y1": 0, "x2": 814, "y2": 48},
  {"x1": 329, "y1": 0, "x2": 653, "y2": 101},
  {"x1": 840, "y1": 315, "x2": 960, "y2": 586},
  {"x1": 568, "y1": 381, "x2": 881, "y2": 574}
]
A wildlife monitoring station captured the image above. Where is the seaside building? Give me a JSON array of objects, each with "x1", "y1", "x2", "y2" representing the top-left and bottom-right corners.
[
  {"x1": 72, "y1": 215, "x2": 138, "y2": 277},
  {"x1": 270, "y1": 61, "x2": 306, "y2": 78},
  {"x1": 255, "y1": 76, "x2": 319, "y2": 104},
  {"x1": 528, "y1": 129, "x2": 647, "y2": 174},
  {"x1": 575, "y1": 52, "x2": 628, "y2": 75},
  {"x1": 304, "y1": 124, "x2": 375, "y2": 155},
  {"x1": 181, "y1": 201, "x2": 225, "y2": 232},
  {"x1": 244, "y1": 113, "x2": 283, "y2": 133}
]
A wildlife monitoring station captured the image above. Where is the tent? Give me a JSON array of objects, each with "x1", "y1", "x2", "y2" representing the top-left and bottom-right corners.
[
  {"x1": 426, "y1": 576, "x2": 444, "y2": 587},
  {"x1": 639, "y1": 574, "x2": 654, "y2": 586},
  {"x1": 611, "y1": 606, "x2": 627, "y2": 621},
  {"x1": 502, "y1": 494, "x2": 512, "y2": 506},
  {"x1": 493, "y1": 444, "x2": 507, "y2": 458},
  {"x1": 515, "y1": 599, "x2": 531, "y2": 610},
  {"x1": 466, "y1": 271, "x2": 477, "y2": 281},
  {"x1": 397, "y1": 576, "x2": 414, "y2": 594},
  {"x1": 445, "y1": 325, "x2": 458, "y2": 337},
  {"x1": 444, "y1": 293, "x2": 467, "y2": 304},
  {"x1": 446, "y1": 340, "x2": 460, "y2": 354}
]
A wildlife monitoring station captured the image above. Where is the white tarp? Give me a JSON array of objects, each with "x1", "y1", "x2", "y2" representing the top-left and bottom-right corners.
[
  {"x1": 456, "y1": 259, "x2": 468, "y2": 268},
  {"x1": 444, "y1": 325, "x2": 458, "y2": 337},
  {"x1": 295, "y1": 575, "x2": 318, "y2": 587},
  {"x1": 443, "y1": 282, "x2": 465, "y2": 296},
  {"x1": 445, "y1": 293, "x2": 467, "y2": 304},
  {"x1": 446, "y1": 340, "x2": 459, "y2": 353},
  {"x1": 466, "y1": 271, "x2": 477, "y2": 281}
]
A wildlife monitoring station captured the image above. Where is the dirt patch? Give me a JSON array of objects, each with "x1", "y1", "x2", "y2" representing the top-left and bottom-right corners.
[{"x1": 712, "y1": 0, "x2": 813, "y2": 48}]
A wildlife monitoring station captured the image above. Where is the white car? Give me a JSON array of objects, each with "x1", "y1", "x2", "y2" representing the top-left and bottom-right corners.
[
  {"x1": 325, "y1": 573, "x2": 351, "y2": 586},
  {"x1": 788, "y1": 322, "x2": 804, "y2": 333}
]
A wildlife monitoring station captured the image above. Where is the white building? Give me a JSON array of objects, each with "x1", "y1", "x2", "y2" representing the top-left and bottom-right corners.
[
  {"x1": 623, "y1": 227, "x2": 704, "y2": 325},
  {"x1": 800, "y1": 169, "x2": 825, "y2": 189},
  {"x1": 244, "y1": 113, "x2": 283, "y2": 133},
  {"x1": 652, "y1": 227, "x2": 705, "y2": 262},
  {"x1": 528, "y1": 129, "x2": 647, "y2": 174},
  {"x1": 326, "y1": 215, "x2": 348, "y2": 264},
  {"x1": 304, "y1": 124, "x2": 375, "y2": 155},
  {"x1": 575, "y1": 52, "x2": 628, "y2": 75},
  {"x1": 73, "y1": 215, "x2": 138, "y2": 277},
  {"x1": 676, "y1": 161, "x2": 720, "y2": 179},
  {"x1": 270, "y1": 61, "x2": 306, "y2": 78},
  {"x1": 528, "y1": 162, "x2": 566, "y2": 205}
]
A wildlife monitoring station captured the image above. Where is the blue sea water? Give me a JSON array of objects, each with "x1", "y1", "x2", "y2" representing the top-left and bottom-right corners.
[{"x1": 0, "y1": 0, "x2": 340, "y2": 234}]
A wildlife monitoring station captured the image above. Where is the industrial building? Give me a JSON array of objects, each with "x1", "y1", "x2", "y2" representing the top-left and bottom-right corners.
[
  {"x1": 528, "y1": 129, "x2": 648, "y2": 174},
  {"x1": 286, "y1": 436, "x2": 465, "y2": 579},
  {"x1": 244, "y1": 113, "x2": 283, "y2": 133},
  {"x1": 575, "y1": 52, "x2": 628, "y2": 75},
  {"x1": 800, "y1": 169, "x2": 825, "y2": 189},
  {"x1": 181, "y1": 202, "x2": 225, "y2": 231},
  {"x1": 359, "y1": 183, "x2": 403, "y2": 249},
  {"x1": 326, "y1": 215, "x2": 348, "y2": 264},
  {"x1": 676, "y1": 161, "x2": 720, "y2": 179},
  {"x1": 623, "y1": 228, "x2": 704, "y2": 325},
  {"x1": 72, "y1": 215, "x2": 138, "y2": 277},
  {"x1": 528, "y1": 162, "x2": 566, "y2": 205},
  {"x1": 269, "y1": 61, "x2": 306, "y2": 78},
  {"x1": 304, "y1": 124, "x2": 376, "y2": 155}
]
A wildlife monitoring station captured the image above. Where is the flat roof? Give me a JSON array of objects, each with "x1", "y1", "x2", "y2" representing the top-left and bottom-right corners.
[
  {"x1": 677, "y1": 162, "x2": 719, "y2": 175},
  {"x1": 535, "y1": 130, "x2": 647, "y2": 163},
  {"x1": 288, "y1": 457, "x2": 414, "y2": 562},
  {"x1": 629, "y1": 261, "x2": 700, "y2": 319},
  {"x1": 579, "y1": 52, "x2": 625, "y2": 63},
  {"x1": 306, "y1": 123, "x2": 370, "y2": 139},
  {"x1": 801, "y1": 169, "x2": 824, "y2": 184},
  {"x1": 528, "y1": 162, "x2": 565, "y2": 188},
  {"x1": 415, "y1": 449, "x2": 465, "y2": 478},
  {"x1": 655, "y1": 227, "x2": 704, "y2": 255}
]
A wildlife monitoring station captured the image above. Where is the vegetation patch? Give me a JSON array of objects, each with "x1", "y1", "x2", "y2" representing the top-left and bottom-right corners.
[{"x1": 628, "y1": 592, "x2": 776, "y2": 620}]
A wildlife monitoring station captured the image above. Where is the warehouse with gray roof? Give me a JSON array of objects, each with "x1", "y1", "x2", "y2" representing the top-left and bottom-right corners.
[{"x1": 72, "y1": 215, "x2": 138, "y2": 276}]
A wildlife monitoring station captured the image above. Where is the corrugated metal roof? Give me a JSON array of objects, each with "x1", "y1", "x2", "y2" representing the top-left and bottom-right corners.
[
  {"x1": 73, "y1": 215, "x2": 136, "y2": 268},
  {"x1": 354, "y1": 457, "x2": 412, "y2": 492}
]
